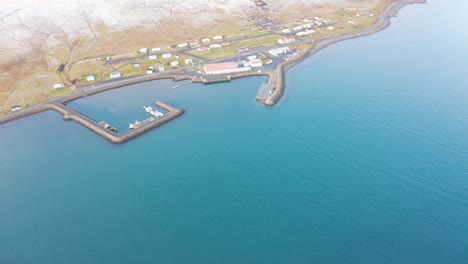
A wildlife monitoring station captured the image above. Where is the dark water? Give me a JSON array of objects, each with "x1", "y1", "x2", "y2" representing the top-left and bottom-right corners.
[{"x1": 1, "y1": 1, "x2": 468, "y2": 263}]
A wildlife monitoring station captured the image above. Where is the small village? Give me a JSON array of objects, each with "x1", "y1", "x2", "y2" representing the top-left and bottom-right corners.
[{"x1": 9, "y1": 6, "x2": 378, "y2": 113}]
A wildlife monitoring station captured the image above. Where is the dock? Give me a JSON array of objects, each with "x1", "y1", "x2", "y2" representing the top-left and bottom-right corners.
[
  {"x1": 202, "y1": 75, "x2": 232, "y2": 84},
  {"x1": 45, "y1": 100, "x2": 184, "y2": 144},
  {"x1": 98, "y1": 121, "x2": 118, "y2": 133},
  {"x1": 173, "y1": 80, "x2": 193, "y2": 89},
  {"x1": 130, "y1": 117, "x2": 156, "y2": 129}
]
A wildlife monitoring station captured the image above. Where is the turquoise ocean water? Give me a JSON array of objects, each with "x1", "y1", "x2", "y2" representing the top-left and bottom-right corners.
[{"x1": 1, "y1": 1, "x2": 468, "y2": 263}]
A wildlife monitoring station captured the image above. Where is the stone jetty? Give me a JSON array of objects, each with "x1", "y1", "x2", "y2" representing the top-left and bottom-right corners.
[
  {"x1": 52, "y1": 101, "x2": 184, "y2": 144},
  {"x1": 0, "y1": 101, "x2": 184, "y2": 144}
]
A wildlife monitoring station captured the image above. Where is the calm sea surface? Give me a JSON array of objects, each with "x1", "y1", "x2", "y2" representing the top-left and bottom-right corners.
[{"x1": 1, "y1": 1, "x2": 468, "y2": 263}]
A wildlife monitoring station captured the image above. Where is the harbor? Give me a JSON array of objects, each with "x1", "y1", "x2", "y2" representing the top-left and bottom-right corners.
[{"x1": 26, "y1": 100, "x2": 184, "y2": 144}]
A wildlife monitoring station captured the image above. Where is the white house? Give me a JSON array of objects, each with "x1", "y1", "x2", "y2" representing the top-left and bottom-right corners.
[
  {"x1": 249, "y1": 59, "x2": 263, "y2": 68},
  {"x1": 201, "y1": 37, "x2": 211, "y2": 43},
  {"x1": 293, "y1": 26, "x2": 303, "y2": 31},
  {"x1": 282, "y1": 28, "x2": 291, "y2": 33},
  {"x1": 86, "y1": 75, "x2": 95, "y2": 82},
  {"x1": 296, "y1": 30, "x2": 315, "y2": 37},
  {"x1": 184, "y1": 59, "x2": 193, "y2": 65},
  {"x1": 148, "y1": 55, "x2": 158, "y2": 60},
  {"x1": 268, "y1": 47, "x2": 291, "y2": 56},
  {"x1": 139, "y1": 48, "x2": 148, "y2": 53},
  {"x1": 53, "y1": 83, "x2": 65, "y2": 89},
  {"x1": 221, "y1": 42, "x2": 231, "y2": 46},
  {"x1": 109, "y1": 71, "x2": 122, "y2": 79},
  {"x1": 151, "y1": 47, "x2": 161, "y2": 52},
  {"x1": 159, "y1": 67, "x2": 165, "y2": 72},
  {"x1": 162, "y1": 53, "x2": 172, "y2": 59},
  {"x1": 209, "y1": 43, "x2": 222, "y2": 49},
  {"x1": 213, "y1": 35, "x2": 223, "y2": 40},
  {"x1": 247, "y1": 55, "x2": 257, "y2": 61},
  {"x1": 238, "y1": 46, "x2": 249, "y2": 53},
  {"x1": 11, "y1": 105, "x2": 22, "y2": 112},
  {"x1": 132, "y1": 62, "x2": 141, "y2": 67},
  {"x1": 170, "y1": 61, "x2": 179, "y2": 67},
  {"x1": 189, "y1": 41, "x2": 200, "y2": 47},
  {"x1": 198, "y1": 46, "x2": 211, "y2": 51},
  {"x1": 177, "y1": 43, "x2": 188, "y2": 48}
]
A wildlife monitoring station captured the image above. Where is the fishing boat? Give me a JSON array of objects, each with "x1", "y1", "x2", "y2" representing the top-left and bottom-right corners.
[
  {"x1": 129, "y1": 120, "x2": 140, "y2": 129},
  {"x1": 150, "y1": 110, "x2": 164, "y2": 118},
  {"x1": 143, "y1": 106, "x2": 153, "y2": 112}
]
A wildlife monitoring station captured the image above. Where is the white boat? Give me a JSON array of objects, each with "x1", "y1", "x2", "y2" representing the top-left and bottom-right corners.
[
  {"x1": 155, "y1": 111, "x2": 164, "y2": 118},
  {"x1": 129, "y1": 120, "x2": 140, "y2": 129},
  {"x1": 150, "y1": 110, "x2": 164, "y2": 118},
  {"x1": 143, "y1": 106, "x2": 153, "y2": 112}
]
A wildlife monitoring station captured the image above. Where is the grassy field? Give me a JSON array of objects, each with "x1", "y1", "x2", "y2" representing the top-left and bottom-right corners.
[{"x1": 188, "y1": 46, "x2": 239, "y2": 60}]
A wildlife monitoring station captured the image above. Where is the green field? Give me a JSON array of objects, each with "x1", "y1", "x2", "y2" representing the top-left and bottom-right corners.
[{"x1": 188, "y1": 46, "x2": 239, "y2": 60}]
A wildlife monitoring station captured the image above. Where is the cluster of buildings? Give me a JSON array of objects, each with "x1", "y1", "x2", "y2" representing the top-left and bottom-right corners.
[
  {"x1": 203, "y1": 55, "x2": 264, "y2": 75},
  {"x1": 282, "y1": 22, "x2": 315, "y2": 34},
  {"x1": 197, "y1": 41, "x2": 231, "y2": 52},
  {"x1": 138, "y1": 35, "x2": 227, "y2": 54},
  {"x1": 295, "y1": 30, "x2": 316, "y2": 37}
]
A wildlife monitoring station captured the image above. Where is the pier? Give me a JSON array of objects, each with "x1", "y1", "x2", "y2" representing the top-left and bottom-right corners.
[
  {"x1": 202, "y1": 75, "x2": 232, "y2": 84},
  {"x1": 23, "y1": 100, "x2": 185, "y2": 144},
  {"x1": 173, "y1": 80, "x2": 193, "y2": 89}
]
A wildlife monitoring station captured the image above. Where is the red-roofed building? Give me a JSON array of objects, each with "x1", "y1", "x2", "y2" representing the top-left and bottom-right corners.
[
  {"x1": 278, "y1": 36, "x2": 296, "y2": 45},
  {"x1": 204, "y1": 62, "x2": 251, "y2": 75},
  {"x1": 198, "y1": 46, "x2": 211, "y2": 51}
]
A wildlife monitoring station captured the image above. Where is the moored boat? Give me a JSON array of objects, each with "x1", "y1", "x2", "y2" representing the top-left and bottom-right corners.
[{"x1": 129, "y1": 120, "x2": 140, "y2": 129}]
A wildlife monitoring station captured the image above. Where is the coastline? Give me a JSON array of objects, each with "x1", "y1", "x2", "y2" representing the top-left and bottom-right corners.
[
  {"x1": 0, "y1": 0, "x2": 426, "y2": 126},
  {"x1": 264, "y1": 0, "x2": 427, "y2": 106},
  {"x1": 0, "y1": 74, "x2": 192, "y2": 126}
]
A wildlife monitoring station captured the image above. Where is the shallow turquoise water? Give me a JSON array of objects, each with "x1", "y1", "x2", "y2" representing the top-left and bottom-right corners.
[{"x1": 1, "y1": 1, "x2": 468, "y2": 263}]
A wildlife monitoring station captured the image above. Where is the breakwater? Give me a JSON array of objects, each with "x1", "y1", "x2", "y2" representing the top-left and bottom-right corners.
[
  {"x1": 1, "y1": 101, "x2": 184, "y2": 144},
  {"x1": 53, "y1": 101, "x2": 184, "y2": 144},
  {"x1": 264, "y1": 0, "x2": 427, "y2": 106}
]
